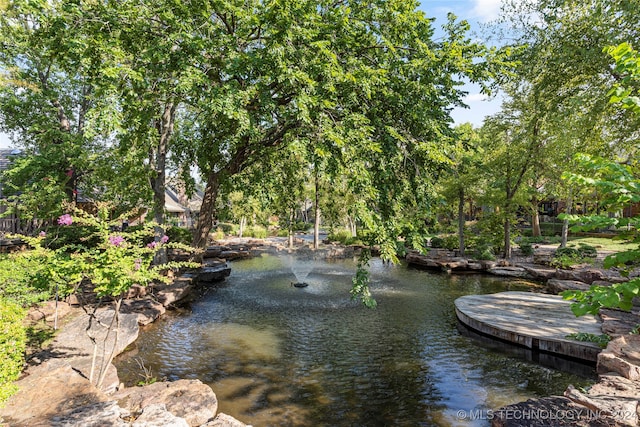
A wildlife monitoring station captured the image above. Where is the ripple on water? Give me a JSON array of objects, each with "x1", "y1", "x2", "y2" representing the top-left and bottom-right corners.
[{"x1": 114, "y1": 255, "x2": 596, "y2": 427}]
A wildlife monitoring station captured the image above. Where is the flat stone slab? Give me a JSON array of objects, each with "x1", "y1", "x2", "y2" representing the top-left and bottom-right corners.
[{"x1": 455, "y1": 291, "x2": 603, "y2": 362}]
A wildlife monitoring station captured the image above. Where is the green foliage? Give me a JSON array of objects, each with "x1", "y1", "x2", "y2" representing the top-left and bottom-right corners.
[
  {"x1": 165, "y1": 226, "x2": 193, "y2": 246},
  {"x1": 563, "y1": 279, "x2": 640, "y2": 316},
  {"x1": 606, "y1": 43, "x2": 640, "y2": 114},
  {"x1": 244, "y1": 225, "x2": 268, "y2": 239},
  {"x1": 566, "y1": 332, "x2": 611, "y2": 348},
  {"x1": 350, "y1": 250, "x2": 376, "y2": 308},
  {"x1": 429, "y1": 236, "x2": 444, "y2": 249},
  {"x1": 216, "y1": 223, "x2": 235, "y2": 234},
  {"x1": 551, "y1": 244, "x2": 597, "y2": 268},
  {"x1": 211, "y1": 228, "x2": 225, "y2": 241},
  {"x1": 430, "y1": 235, "x2": 459, "y2": 250},
  {"x1": 328, "y1": 230, "x2": 354, "y2": 245},
  {"x1": 0, "y1": 298, "x2": 26, "y2": 405},
  {"x1": 472, "y1": 213, "x2": 505, "y2": 255},
  {"x1": 519, "y1": 241, "x2": 534, "y2": 256},
  {"x1": 473, "y1": 244, "x2": 496, "y2": 261},
  {"x1": 42, "y1": 225, "x2": 101, "y2": 250}
]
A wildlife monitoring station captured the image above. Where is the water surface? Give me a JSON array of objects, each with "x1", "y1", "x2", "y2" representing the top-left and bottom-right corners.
[{"x1": 115, "y1": 254, "x2": 595, "y2": 426}]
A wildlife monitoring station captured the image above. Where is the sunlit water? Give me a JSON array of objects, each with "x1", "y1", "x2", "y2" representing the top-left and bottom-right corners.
[{"x1": 115, "y1": 254, "x2": 595, "y2": 426}]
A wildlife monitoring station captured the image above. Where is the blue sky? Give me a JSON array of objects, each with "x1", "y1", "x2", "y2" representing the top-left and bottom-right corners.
[
  {"x1": 0, "y1": 0, "x2": 502, "y2": 148},
  {"x1": 418, "y1": 0, "x2": 505, "y2": 127}
]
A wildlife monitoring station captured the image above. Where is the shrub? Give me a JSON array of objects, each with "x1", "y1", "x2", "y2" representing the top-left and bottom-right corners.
[
  {"x1": 276, "y1": 228, "x2": 290, "y2": 238},
  {"x1": 442, "y1": 235, "x2": 459, "y2": 250},
  {"x1": 43, "y1": 225, "x2": 101, "y2": 250},
  {"x1": 551, "y1": 247, "x2": 583, "y2": 268},
  {"x1": 473, "y1": 244, "x2": 496, "y2": 261},
  {"x1": 328, "y1": 230, "x2": 352, "y2": 245},
  {"x1": 519, "y1": 241, "x2": 534, "y2": 256},
  {"x1": 577, "y1": 243, "x2": 598, "y2": 258},
  {"x1": 244, "y1": 225, "x2": 268, "y2": 239},
  {"x1": 429, "y1": 236, "x2": 444, "y2": 248},
  {"x1": 211, "y1": 228, "x2": 225, "y2": 241},
  {"x1": 216, "y1": 222, "x2": 235, "y2": 234},
  {"x1": 429, "y1": 235, "x2": 458, "y2": 250},
  {"x1": 0, "y1": 298, "x2": 26, "y2": 405},
  {"x1": 165, "y1": 226, "x2": 193, "y2": 245}
]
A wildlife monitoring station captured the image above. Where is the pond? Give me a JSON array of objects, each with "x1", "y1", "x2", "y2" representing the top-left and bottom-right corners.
[{"x1": 114, "y1": 254, "x2": 596, "y2": 426}]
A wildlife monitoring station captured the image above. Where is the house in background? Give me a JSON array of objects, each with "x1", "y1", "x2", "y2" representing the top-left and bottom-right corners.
[{"x1": 165, "y1": 185, "x2": 202, "y2": 228}]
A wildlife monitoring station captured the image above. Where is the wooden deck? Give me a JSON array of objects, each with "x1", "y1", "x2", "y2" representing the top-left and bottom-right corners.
[{"x1": 454, "y1": 291, "x2": 603, "y2": 362}]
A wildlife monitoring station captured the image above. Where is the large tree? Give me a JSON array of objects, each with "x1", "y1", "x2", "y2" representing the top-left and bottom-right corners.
[
  {"x1": 491, "y1": 0, "x2": 640, "y2": 245},
  {"x1": 174, "y1": 2, "x2": 503, "y2": 252}
]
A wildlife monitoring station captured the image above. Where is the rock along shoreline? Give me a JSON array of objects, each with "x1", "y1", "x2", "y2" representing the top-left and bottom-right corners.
[
  {"x1": 406, "y1": 247, "x2": 640, "y2": 427},
  {"x1": 2, "y1": 238, "x2": 639, "y2": 426}
]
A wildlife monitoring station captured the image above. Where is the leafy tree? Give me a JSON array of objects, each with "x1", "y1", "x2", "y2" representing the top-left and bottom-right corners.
[
  {"x1": 439, "y1": 123, "x2": 483, "y2": 255},
  {"x1": 562, "y1": 154, "x2": 640, "y2": 315},
  {"x1": 560, "y1": 42, "x2": 640, "y2": 316},
  {"x1": 492, "y1": 0, "x2": 640, "y2": 247},
  {"x1": 607, "y1": 42, "x2": 640, "y2": 113}
]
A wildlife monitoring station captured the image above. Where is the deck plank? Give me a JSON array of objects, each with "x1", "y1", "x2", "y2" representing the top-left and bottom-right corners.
[{"x1": 454, "y1": 291, "x2": 602, "y2": 362}]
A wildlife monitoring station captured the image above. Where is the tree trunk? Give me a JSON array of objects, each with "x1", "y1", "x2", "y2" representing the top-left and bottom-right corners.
[
  {"x1": 504, "y1": 215, "x2": 512, "y2": 259},
  {"x1": 288, "y1": 208, "x2": 295, "y2": 248},
  {"x1": 239, "y1": 216, "x2": 246, "y2": 238},
  {"x1": 560, "y1": 192, "x2": 573, "y2": 248},
  {"x1": 348, "y1": 216, "x2": 357, "y2": 237},
  {"x1": 457, "y1": 187, "x2": 465, "y2": 256},
  {"x1": 193, "y1": 171, "x2": 220, "y2": 248},
  {"x1": 532, "y1": 194, "x2": 541, "y2": 237},
  {"x1": 313, "y1": 168, "x2": 320, "y2": 250},
  {"x1": 532, "y1": 209, "x2": 541, "y2": 237},
  {"x1": 151, "y1": 102, "x2": 175, "y2": 264}
]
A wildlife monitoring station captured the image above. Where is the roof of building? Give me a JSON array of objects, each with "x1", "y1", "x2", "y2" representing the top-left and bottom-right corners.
[{"x1": 0, "y1": 149, "x2": 22, "y2": 172}]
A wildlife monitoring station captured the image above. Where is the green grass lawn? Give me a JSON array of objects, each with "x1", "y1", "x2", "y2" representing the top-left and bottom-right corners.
[{"x1": 567, "y1": 236, "x2": 638, "y2": 252}]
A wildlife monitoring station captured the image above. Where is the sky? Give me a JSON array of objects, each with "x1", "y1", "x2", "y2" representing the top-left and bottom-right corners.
[
  {"x1": 418, "y1": 0, "x2": 506, "y2": 126},
  {"x1": 0, "y1": 0, "x2": 504, "y2": 149}
]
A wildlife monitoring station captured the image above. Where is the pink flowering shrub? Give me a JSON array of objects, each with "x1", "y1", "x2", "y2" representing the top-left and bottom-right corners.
[{"x1": 57, "y1": 214, "x2": 73, "y2": 226}]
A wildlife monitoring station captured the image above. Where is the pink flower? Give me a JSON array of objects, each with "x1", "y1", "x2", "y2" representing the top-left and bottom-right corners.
[
  {"x1": 147, "y1": 241, "x2": 157, "y2": 249},
  {"x1": 160, "y1": 235, "x2": 169, "y2": 243},
  {"x1": 109, "y1": 235, "x2": 125, "y2": 247},
  {"x1": 134, "y1": 258, "x2": 142, "y2": 270},
  {"x1": 39, "y1": 231, "x2": 46, "y2": 237},
  {"x1": 57, "y1": 214, "x2": 73, "y2": 226}
]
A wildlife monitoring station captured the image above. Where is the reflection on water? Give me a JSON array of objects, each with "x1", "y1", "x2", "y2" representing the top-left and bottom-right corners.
[{"x1": 115, "y1": 254, "x2": 596, "y2": 426}]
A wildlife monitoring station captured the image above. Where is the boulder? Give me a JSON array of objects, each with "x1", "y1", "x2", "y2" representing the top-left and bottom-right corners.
[
  {"x1": 51, "y1": 308, "x2": 140, "y2": 393},
  {"x1": 546, "y1": 279, "x2": 590, "y2": 294},
  {"x1": 533, "y1": 252, "x2": 553, "y2": 265},
  {"x1": 564, "y1": 384, "x2": 639, "y2": 427},
  {"x1": 521, "y1": 264, "x2": 557, "y2": 281},
  {"x1": 220, "y1": 250, "x2": 251, "y2": 260},
  {"x1": 599, "y1": 309, "x2": 640, "y2": 337},
  {"x1": 487, "y1": 266, "x2": 532, "y2": 279},
  {"x1": 598, "y1": 335, "x2": 640, "y2": 381},
  {"x1": 197, "y1": 265, "x2": 232, "y2": 284},
  {"x1": 132, "y1": 403, "x2": 189, "y2": 427},
  {"x1": 405, "y1": 253, "x2": 442, "y2": 269},
  {"x1": 0, "y1": 359, "x2": 110, "y2": 426},
  {"x1": 114, "y1": 379, "x2": 218, "y2": 427},
  {"x1": 442, "y1": 258, "x2": 468, "y2": 270},
  {"x1": 120, "y1": 299, "x2": 166, "y2": 326},
  {"x1": 26, "y1": 300, "x2": 73, "y2": 324},
  {"x1": 155, "y1": 277, "x2": 194, "y2": 307},
  {"x1": 203, "y1": 412, "x2": 253, "y2": 427},
  {"x1": 491, "y1": 396, "x2": 618, "y2": 427},
  {"x1": 50, "y1": 401, "x2": 130, "y2": 427}
]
